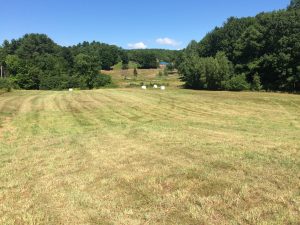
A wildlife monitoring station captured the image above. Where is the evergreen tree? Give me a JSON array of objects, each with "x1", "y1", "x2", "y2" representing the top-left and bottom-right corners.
[
  {"x1": 289, "y1": 0, "x2": 300, "y2": 9},
  {"x1": 251, "y1": 73, "x2": 262, "y2": 91}
]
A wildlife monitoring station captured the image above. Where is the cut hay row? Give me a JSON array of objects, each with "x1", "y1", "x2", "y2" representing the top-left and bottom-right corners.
[{"x1": 0, "y1": 89, "x2": 299, "y2": 224}]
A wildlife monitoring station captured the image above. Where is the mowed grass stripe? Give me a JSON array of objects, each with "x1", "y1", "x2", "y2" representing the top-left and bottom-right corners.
[{"x1": 0, "y1": 89, "x2": 299, "y2": 224}]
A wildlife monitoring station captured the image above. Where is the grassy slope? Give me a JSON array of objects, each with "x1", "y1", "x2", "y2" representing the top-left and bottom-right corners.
[
  {"x1": 0, "y1": 89, "x2": 299, "y2": 224},
  {"x1": 112, "y1": 61, "x2": 139, "y2": 70},
  {"x1": 101, "y1": 68, "x2": 183, "y2": 88}
]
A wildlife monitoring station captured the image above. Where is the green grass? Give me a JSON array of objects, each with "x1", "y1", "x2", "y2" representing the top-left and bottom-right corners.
[
  {"x1": 102, "y1": 67, "x2": 183, "y2": 88},
  {"x1": 0, "y1": 89, "x2": 9, "y2": 95},
  {"x1": 0, "y1": 89, "x2": 299, "y2": 224},
  {"x1": 112, "y1": 61, "x2": 139, "y2": 70}
]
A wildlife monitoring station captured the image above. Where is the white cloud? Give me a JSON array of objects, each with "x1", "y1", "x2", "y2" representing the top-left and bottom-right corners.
[
  {"x1": 156, "y1": 37, "x2": 180, "y2": 46},
  {"x1": 128, "y1": 42, "x2": 147, "y2": 49}
]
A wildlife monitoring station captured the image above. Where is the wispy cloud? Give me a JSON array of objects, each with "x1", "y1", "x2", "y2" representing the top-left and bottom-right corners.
[
  {"x1": 156, "y1": 37, "x2": 181, "y2": 46},
  {"x1": 128, "y1": 42, "x2": 147, "y2": 49}
]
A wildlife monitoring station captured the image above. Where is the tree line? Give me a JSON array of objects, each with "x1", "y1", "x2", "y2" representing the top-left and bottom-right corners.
[
  {"x1": 0, "y1": 34, "x2": 118, "y2": 90},
  {"x1": 178, "y1": 0, "x2": 300, "y2": 92},
  {"x1": 0, "y1": 34, "x2": 173, "y2": 90},
  {"x1": 2, "y1": 1, "x2": 299, "y2": 92},
  {"x1": 127, "y1": 49, "x2": 180, "y2": 69}
]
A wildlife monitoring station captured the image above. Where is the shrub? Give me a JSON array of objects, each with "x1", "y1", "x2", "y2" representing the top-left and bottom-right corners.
[
  {"x1": 92, "y1": 74, "x2": 112, "y2": 88},
  {"x1": 251, "y1": 73, "x2": 262, "y2": 91},
  {"x1": 39, "y1": 74, "x2": 70, "y2": 90},
  {"x1": 0, "y1": 78, "x2": 17, "y2": 92},
  {"x1": 166, "y1": 63, "x2": 175, "y2": 71},
  {"x1": 225, "y1": 74, "x2": 250, "y2": 91}
]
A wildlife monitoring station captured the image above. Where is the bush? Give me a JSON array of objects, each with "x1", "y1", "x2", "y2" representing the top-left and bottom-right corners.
[
  {"x1": 179, "y1": 50, "x2": 233, "y2": 90},
  {"x1": 39, "y1": 74, "x2": 70, "y2": 90},
  {"x1": 166, "y1": 63, "x2": 175, "y2": 71},
  {"x1": 251, "y1": 73, "x2": 262, "y2": 91},
  {"x1": 92, "y1": 74, "x2": 112, "y2": 88},
  {"x1": 225, "y1": 74, "x2": 250, "y2": 91},
  {"x1": 0, "y1": 78, "x2": 17, "y2": 92}
]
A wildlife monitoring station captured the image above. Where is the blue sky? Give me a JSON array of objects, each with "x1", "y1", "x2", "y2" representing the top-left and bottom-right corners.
[{"x1": 0, "y1": 0, "x2": 290, "y2": 49}]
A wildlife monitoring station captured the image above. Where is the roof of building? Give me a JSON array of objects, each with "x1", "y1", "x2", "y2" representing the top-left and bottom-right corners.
[{"x1": 159, "y1": 62, "x2": 170, "y2": 65}]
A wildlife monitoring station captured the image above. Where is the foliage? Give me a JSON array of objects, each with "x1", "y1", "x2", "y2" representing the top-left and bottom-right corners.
[
  {"x1": 122, "y1": 63, "x2": 129, "y2": 70},
  {"x1": 92, "y1": 74, "x2": 112, "y2": 88},
  {"x1": 179, "y1": 46, "x2": 234, "y2": 90},
  {"x1": 0, "y1": 78, "x2": 15, "y2": 92},
  {"x1": 127, "y1": 49, "x2": 183, "y2": 69},
  {"x1": 251, "y1": 73, "x2": 262, "y2": 91},
  {"x1": 127, "y1": 51, "x2": 158, "y2": 69},
  {"x1": 121, "y1": 51, "x2": 129, "y2": 70},
  {"x1": 289, "y1": 0, "x2": 300, "y2": 9},
  {"x1": 127, "y1": 49, "x2": 180, "y2": 64},
  {"x1": 0, "y1": 34, "x2": 113, "y2": 90},
  {"x1": 71, "y1": 41, "x2": 123, "y2": 70},
  {"x1": 225, "y1": 74, "x2": 250, "y2": 91},
  {"x1": 179, "y1": 6, "x2": 300, "y2": 92},
  {"x1": 166, "y1": 63, "x2": 175, "y2": 71}
]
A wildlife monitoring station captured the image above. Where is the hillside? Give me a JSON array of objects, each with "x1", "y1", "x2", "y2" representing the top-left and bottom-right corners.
[{"x1": 101, "y1": 67, "x2": 183, "y2": 88}]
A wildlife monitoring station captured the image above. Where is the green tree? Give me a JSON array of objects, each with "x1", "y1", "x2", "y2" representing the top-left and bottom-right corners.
[
  {"x1": 127, "y1": 51, "x2": 158, "y2": 69},
  {"x1": 74, "y1": 53, "x2": 100, "y2": 89},
  {"x1": 187, "y1": 6, "x2": 300, "y2": 92},
  {"x1": 121, "y1": 51, "x2": 129, "y2": 70},
  {"x1": 0, "y1": 78, "x2": 14, "y2": 92},
  {"x1": 225, "y1": 74, "x2": 250, "y2": 91},
  {"x1": 140, "y1": 53, "x2": 158, "y2": 69},
  {"x1": 0, "y1": 34, "x2": 117, "y2": 90},
  {"x1": 251, "y1": 73, "x2": 262, "y2": 91},
  {"x1": 179, "y1": 53, "x2": 206, "y2": 89},
  {"x1": 179, "y1": 48, "x2": 233, "y2": 90},
  {"x1": 166, "y1": 63, "x2": 175, "y2": 72},
  {"x1": 16, "y1": 66, "x2": 41, "y2": 90},
  {"x1": 289, "y1": 0, "x2": 300, "y2": 9},
  {"x1": 5, "y1": 55, "x2": 21, "y2": 76},
  {"x1": 92, "y1": 74, "x2": 112, "y2": 88}
]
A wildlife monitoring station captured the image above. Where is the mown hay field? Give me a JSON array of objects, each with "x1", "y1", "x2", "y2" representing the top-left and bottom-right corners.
[
  {"x1": 0, "y1": 89, "x2": 299, "y2": 224},
  {"x1": 101, "y1": 68, "x2": 183, "y2": 88}
]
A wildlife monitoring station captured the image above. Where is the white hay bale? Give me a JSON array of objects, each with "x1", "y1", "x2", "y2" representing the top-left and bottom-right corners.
[
  {"x1": 153, "y1": 85, "x2": 158, "y2": 89},
  {"x1": 141, "y1": 85, "x2": 147, "y2": 90},
  {"x1": 69, "y1": 88, "x2": 73, "y2": 92},
  {"x1": 160, "y1": 86, "x2": 166, "y2": 90}
]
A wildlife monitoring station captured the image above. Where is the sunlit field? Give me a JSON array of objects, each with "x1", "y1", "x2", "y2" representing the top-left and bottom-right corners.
[
  {"x1": 101, "y1": 67, "x2": 183, "y2": 88},
  {"x1": 0, "y1": 89, "x2": 299, "y2": 224}
]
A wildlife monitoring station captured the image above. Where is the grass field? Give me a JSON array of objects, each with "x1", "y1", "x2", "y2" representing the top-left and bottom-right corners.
[
  {"x1": 0, "y1": 89, "x2": 299, "y2": 224},
  {"x1": 101, "y1": 68, "x2": 183, "y2": 88}
]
